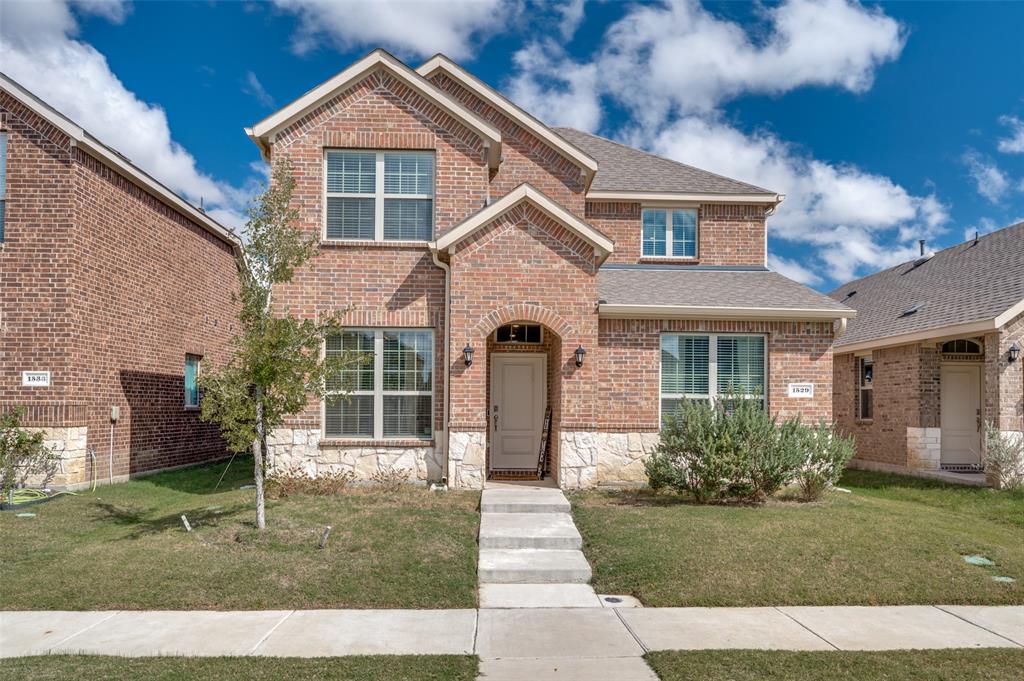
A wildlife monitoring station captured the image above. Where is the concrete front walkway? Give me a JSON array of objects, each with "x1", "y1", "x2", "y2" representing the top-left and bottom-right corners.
[{"x1": 3, "y1": 606, "x2": 1022, "y2": 664}]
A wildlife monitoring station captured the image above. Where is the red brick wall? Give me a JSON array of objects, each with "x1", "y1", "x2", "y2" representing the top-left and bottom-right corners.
[
  {"x1": 598, "y1": 319, "x2": 834, "y2": 431},
  {"x1": 0, "y1": 92, "x2": 239, "y2": 482},
  {"x1": 589, "y1": 201, "x2": 768, "y2": 266},
  {"x1": 427, "y1": 73, "x2": 586, "y2": 216},
  {"x1": 67, "y1": 150, "x2": 239, "y2": 478},
  {"x1": 0, "y1": 93, "x2": 77, "y2": 417},
  {"x1": 988, "y1": 311, "x2": 1024, "y2": 433},
  {"x1": 447, "y1": 204, "x2": 599, "y2": 434}
]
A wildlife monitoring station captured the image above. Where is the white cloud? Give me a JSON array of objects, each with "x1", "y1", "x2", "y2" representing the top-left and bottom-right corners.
[
  {"x1": 0, "y1": 0, "x2": 250, "y2": 227},
  {"x1": 962, "y1": 150, "x2": 1011, "y2": 203},
  {"x1": 997, "y1": 115, "x2": 1024, "y2": 154},
  {"x1": 768, "y1": 253, "x2": 822, "y2": 286},
  {"x1": 556, "y1": 0, "x2": 586, "y2": 40},
  {"x1": 242, "y1": 70, "x2": 274, "y2": 108},
  {"x1": 505, "y1": 41, "x2": 602, "y2": 130},
  {"x1": 504, "y1": 0, "x2": 946, "y2": 284},
  {"x1": 273, "y1": 0, "x2": 516, "y2": 60}
]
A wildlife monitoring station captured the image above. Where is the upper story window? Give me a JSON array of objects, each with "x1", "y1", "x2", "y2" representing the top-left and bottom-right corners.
[
  {"x1": 857, "y1": 356, "x2": 874, "y2": 420},
  {"x1": 325, "y1": 150, "x2": 434, "y2": 242},
  {"x1": 0, "y1": 131, "x2": 7, "y2": 242},
  {"x1": 642, "y1": 207, "x2": 697, "y2": 258},
  {"x1": 184, "y1": 354, "x2": 201, "y2": 408}
]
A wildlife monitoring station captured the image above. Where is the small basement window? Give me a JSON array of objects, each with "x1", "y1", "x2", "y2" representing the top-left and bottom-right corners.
[{"x1": 495, "y1": 323, "x2": 542, "y2": 344}]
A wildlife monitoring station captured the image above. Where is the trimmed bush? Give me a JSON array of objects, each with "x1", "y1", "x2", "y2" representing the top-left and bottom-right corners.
[
  {"x1": 648, "y1": 399, "x2": 851, "y2": 503},
  {"x1": 1, "y1": 408, "x2": 59, "y2": 494},
  {"x1": 983, "y1": 424, "x2": 1024, "y2": 491},
  {"x1": 793, "y1": 421, "x2": 855, "y2": 501}
]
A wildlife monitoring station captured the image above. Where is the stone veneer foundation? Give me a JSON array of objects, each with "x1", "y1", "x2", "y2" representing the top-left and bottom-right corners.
[
  {"x1": 24, "y1": 426, "x2": 89, "y2": 489},
  {"x1": 559, "y1": 431, "x2": 661, "y2": 489},
  {"x1": 906, "y1": 427, "x2": 941, "y2": 470},
  {"x1": 267, "y1": 429, "x2": 443, "y2": 484},
  {"x1": 448, "y1": 431, "x2": 486, "y2": 490}
]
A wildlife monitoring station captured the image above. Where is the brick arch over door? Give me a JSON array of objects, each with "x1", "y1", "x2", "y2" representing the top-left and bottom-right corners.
[{"x1": 470, "y1": 303, "x2": 578, "y2": 344}]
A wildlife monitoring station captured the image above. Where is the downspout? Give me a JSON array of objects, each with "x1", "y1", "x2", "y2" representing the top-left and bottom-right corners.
[
  {"x1": 431, "y1": 248, "x2": 452, "y2": 486},
  {"x1": 835, "y1": 317, "x2": 848, "y2": 339}
]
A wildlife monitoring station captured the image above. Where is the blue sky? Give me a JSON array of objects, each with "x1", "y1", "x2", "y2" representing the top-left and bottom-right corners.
[{"x1": 2, "y1": 0, "x2": 1023, "y2": 290}]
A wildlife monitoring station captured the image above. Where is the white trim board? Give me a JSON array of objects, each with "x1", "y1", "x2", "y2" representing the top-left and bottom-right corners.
[
  {"x1": 587, "y1": 190, "x2": 784, "y2": 205},
  {"x1": 431, "y1": 183, "x2": 614, "y2": 257},
  {"x1": 599, "y1": 303, "x2": 854, "y2": 322},
  {"x1": 1, "y1": 72, "x2": 239, "y2": 252},
  {"x1": 247, "y1": 49, "x2": 501, "y2": 169},
  {"x1": 416, "y1": 54, "x2": 598, "y2": 182}
]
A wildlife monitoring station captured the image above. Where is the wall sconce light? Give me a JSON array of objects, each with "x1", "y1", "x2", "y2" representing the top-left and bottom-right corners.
[
  {"x1": 463, "y1": 344, "x2": 475, "y2": 367},
  {"x1": 574, "y1": 345, "x2": 586, "y2": 368},
  {"x1": 1010, "y1": 342, "x2": 1021, "y2": 363}
]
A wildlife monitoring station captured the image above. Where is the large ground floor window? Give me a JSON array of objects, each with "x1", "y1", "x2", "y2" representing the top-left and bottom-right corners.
[
  {"x1": 661, "y1": 333, "x2": 767, "y2": 418},
  {"x1": 325, "y1": 329, "x2": 433, "y2": 439}
]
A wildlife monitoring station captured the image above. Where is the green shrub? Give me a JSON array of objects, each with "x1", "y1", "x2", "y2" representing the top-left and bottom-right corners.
[
  {"x1": 1, "y1": 408, "x2": 59, "y2": 494},
  {"x1": 650, "y1": 398, "x2": 804, "y2": 502},
  {"x1": 793, "y1": 421, "x2": 855, "y2": 501},
  {"x1": 649, "y1": 400, "x2": 851, "y2": 503},
  {"x1": 983, "y1": 423, "x2": 1024, "y2": 491}
]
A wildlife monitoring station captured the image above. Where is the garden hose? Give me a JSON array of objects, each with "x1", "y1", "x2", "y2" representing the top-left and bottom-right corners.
[{"x1": 5, "y1": 488, "x2": 78, "y2": 507}]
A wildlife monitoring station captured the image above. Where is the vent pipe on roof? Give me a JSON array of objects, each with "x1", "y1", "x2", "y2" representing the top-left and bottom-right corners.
[{"x1": 918, "y1": 239, "x2": 926, "y2": 256}]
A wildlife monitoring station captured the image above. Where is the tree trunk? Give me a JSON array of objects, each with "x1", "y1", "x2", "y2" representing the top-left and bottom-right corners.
[{"x1": 253, "y1": 385, "x2": 266, "y2": 530}]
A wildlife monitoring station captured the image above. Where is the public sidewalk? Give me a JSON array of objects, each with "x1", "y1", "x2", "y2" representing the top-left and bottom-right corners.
[{"x1": 3, "y1": 606, "x2": 1022, "y2": 661}]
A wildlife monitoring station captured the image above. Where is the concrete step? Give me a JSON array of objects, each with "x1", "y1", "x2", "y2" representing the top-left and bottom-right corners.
[
  {"x1": 480, "y1": 488, "x2": 571, "y2": 514},
  {"x1": 480, "y1": 513, "x2": 582, "y2": 550},
  {"x1": 479, "y1": 549, "x2": 592, "y2": 584},
  {"x1": 479, "y1": 583, "x2": 602, "y2": 608}
]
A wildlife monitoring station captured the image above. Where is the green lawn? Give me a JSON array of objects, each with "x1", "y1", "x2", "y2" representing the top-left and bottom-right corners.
[
  {"x1": 0, "y1": 655, "x2": 478, "y2": 681},
  {"x1": 0, "y1": 457, "x2": 480, "y2": 610},
  {"x1": 645, "y1": 649, "x2": 1024, "y2": 681},
  {"x1": 570, "y1": 470, "x2": 1024, "y2": 607}
]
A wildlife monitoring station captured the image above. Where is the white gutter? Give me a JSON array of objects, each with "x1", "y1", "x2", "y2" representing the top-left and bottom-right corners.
[
  {"x1": 431, "y1": 250, "x2": 452, "y2": 485},
  {"x1": 587, "y1": 190, "x2": 783, "y2": 205},
  {"x1": 599, "y1": 303, "x2": 856, "y2": 322}
]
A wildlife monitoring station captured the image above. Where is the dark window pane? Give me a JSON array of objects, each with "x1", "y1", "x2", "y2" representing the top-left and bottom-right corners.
[
  {"x1": 327, "y1": 197, "x2": 374, "y2": 240},
  {"x1": 325, "y1": 394, "x2": 374, "y2": 438},
  {"x1": 383, "y1": 395, "x2": 432, "y2": 438}
]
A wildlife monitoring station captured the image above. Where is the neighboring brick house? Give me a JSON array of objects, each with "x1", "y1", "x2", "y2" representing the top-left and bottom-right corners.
[
  {"x1": 830, "y1": 223, "x2": 1024, "y2": 480},
  {"x1": 0, "y1": 74, "x2": 240, "y2": 488},
  {"x1": 246, "y1": 49, "x2": 854, "y2": 489}
]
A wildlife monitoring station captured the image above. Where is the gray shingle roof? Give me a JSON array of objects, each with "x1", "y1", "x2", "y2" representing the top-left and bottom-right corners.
[
  {"x1": 829, "y1": 221, "x2": 1024, "y2": 348},
  {"x1": 599, "y1": 265, "x2": 854, "y2": 314},
  {"x1": 554, "y1": 127, "x2": 775, "y2": 196}
]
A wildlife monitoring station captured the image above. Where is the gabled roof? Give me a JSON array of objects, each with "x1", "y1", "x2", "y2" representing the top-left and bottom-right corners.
[
  {"x1": 554, "y1": 127, "x2": 782, "y2": 204},
  {"x1": 246, "y1": 49, "x2": 502, "y2": 169},
  {"x1": 829, "y1": 221, "x2": 1024, "y2": 352},
  {"x1": 0, "y1": 72, "x2": 238, "y2": 252},
  {"x1": 416, "y1": 54, "x2": 598, "y2": 183},
  {"x1": 431, "y1": 183, "x2": 614, "y2": 258},
  {"x1": 599, "y1": 265, "x2": 854, "y2": 321}
]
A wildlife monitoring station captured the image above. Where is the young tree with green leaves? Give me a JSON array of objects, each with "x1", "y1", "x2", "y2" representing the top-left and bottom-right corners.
[{"x1": 200, "y1": 160, "x2": 356, "y2": 529}]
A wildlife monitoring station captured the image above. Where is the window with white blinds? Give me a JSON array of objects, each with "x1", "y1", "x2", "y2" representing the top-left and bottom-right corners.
[
  {"x1": 642, "y1": 207, "x2": 698, "y2": 258},
  {"x1": 324, "y1": 329, "x2": 433, "y2": 439},
  {"x1": 661, "y1": 333, "x2": 766, "y2": 419},
  {"x1": 325, "y1": 150, "x2": 434, "y2": 241}
]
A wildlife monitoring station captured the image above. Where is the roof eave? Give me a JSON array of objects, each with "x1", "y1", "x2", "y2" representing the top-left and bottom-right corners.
[
  {"x1": 598, "y1": 304, "x2": 855, "y2": 322},
  {"x1": 587, "y1": 190, "x2": 783, "y2": 204},
  {"x1": 1, "y1": 73, "x2": 240, "y2": 254},
  {"x1": 416, "y1": 55, "x2": 599, "y2": 176},
  {"x1": 835, "y1": 296, "x2": 1024, "y2": 354},
  {"x1": 248, "y1": 50, "x2": 502, "y2": 169},
  {"x1": 431, "y1": 183, "x2": 613, "y2": 256}
]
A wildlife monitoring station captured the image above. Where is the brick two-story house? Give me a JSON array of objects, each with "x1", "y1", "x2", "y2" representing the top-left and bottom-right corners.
[
  {"x1": 0, "y1": 74, "x2": 240, "y2": 488},
  {"x1": 248, "y1": 50, "x2": 854, "y2": 489}
]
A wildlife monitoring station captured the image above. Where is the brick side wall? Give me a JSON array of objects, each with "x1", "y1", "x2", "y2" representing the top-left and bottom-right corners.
[
  {"x1": 588, "y1": 201, "x2": 768, "y2": 266},
  {"x1": 598, "y1": 319, "x2": 834, "y2": 431},
  {"x1": 67, "y1": 150, "x2": 239, "y2": 479},
  {"x1": 0, "y1": 93, "x2": 239, "y2": 485},
  {"x1": 0, "y1": 93, "x2": 76, "y2": 412},
  {"x1": 990, "y1": 311, "x2": 1024, "y2": 433}
]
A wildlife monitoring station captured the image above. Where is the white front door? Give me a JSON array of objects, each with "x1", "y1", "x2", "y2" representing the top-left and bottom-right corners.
[
  {"x1": 490, "y1": 353, "x2": 546, "y2": 470},
  {"x1": 940, "y1": 364, "x2": 983, "y2": 466}
]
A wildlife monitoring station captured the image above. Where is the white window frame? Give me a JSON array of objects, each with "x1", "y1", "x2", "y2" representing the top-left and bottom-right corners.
[
  {"x1": 857, "y1": 355, "x2": 874, "y2": 421},
  {"x1": 641, "y1": 205, "x2": 699, "y2": 259},
  {"x1": 323, "y1": 328, "x2": 435, "y2": 441},
  {"x1": 659, "y1": 332, "x2": 768, "y2": 422},
  {"x1": 323, "y1": 149, "x2": 435, "y2": 243}
]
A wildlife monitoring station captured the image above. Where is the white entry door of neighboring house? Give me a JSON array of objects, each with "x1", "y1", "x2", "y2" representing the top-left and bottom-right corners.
[
  {"x1": 490, "y1": 353, "x2": 546, "y2": 470},
  {"x1": 940, "y1": 363, "x2": 983, "y2": 467}
]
